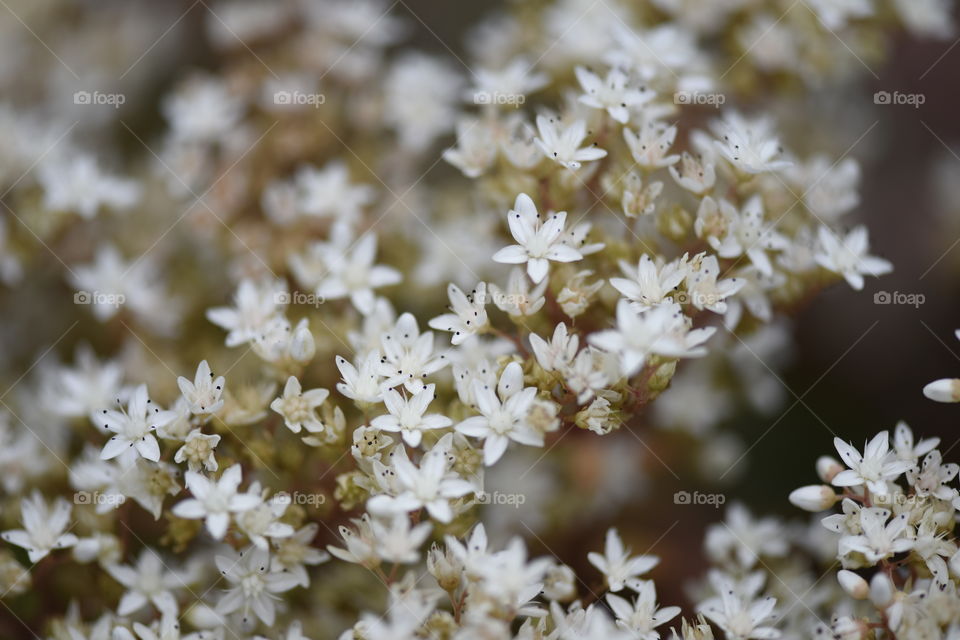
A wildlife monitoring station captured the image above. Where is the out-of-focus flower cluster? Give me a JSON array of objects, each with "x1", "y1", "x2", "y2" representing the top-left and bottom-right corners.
[{"x1": 0, "y1": 0, "x2": 953, "y2": 638}]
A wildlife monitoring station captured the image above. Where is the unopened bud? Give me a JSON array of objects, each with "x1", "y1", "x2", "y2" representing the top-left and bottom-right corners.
[
  {"x1": 816, "y1": 456, "x2": 844, "y2": 483},
  {"x1": 789, "y1": 485, "x2": 838, "y2": 512},
  {"x1": 870, "y1": 572, "x2": 894, "y2": 607},
  {"x1": 837, "y1": 570, "x2": 869, "y2": 599},
  {"x1": 923, "y1": 378, "x2": 960, "y2": 403},
  {"x1": 289, "y1": 319, "x2": 315, "y2": 364}
]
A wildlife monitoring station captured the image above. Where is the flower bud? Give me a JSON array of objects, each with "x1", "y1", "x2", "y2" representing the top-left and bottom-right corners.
[
  {"x1": 816, "y1": 456, "x2": 844, "y2": 483},
  {"x1": 869, "y1": 572, "x2": 894, "y2": 607},
  {"x1": 922, "y1": 378, "x2": 960, "y2": 403},
  {"x1": 789, "y1": 485, "x2": 838, "y2": 512},
  {"x1": 289, "y1": 319, "x2": 316, "y2": 364},
  {"x1": 427, "y1": 544, "x2": 462, "y2": 591},
  {"x1": 837, "y1": 570, "x2": 869, "y2": 599},
  {"x1": 542, "y1": 564, "x2": 577, "y2": 602}
]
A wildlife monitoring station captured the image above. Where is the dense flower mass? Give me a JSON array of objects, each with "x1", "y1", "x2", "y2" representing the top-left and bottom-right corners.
[{"x1": 0, "y1": 0, "x2": 955, "y2": 639}]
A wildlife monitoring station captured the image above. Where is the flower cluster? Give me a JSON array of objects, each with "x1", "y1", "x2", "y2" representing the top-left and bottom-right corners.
[{"x1": 0, "y1": 0, "x2": 951, "y2": 639}]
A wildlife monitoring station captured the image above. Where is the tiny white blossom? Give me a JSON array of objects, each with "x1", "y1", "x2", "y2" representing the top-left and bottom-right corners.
[
  {"x1": 315, "y1": 233, "x2": 402, "y2": 314},
  {"x1": 831, "y1": 431, "x2": 913, "y2": 496},
  {"x1": 814, "y1": 225, "x2": 892, "y2": 290},
  {"x1": 623, "y1": 120, "x2": 680, "y2": 170},
  {"x1": 215, "y1": 546, "x2": 299, "y2": 626},
  {"x1": 378, "y1": 313, "x2": 448, "y2": 393},
  {"x1": 177, "y1": 360, "x2": 225, "y2": 415},
  {"x1": 172, "y1": 464, "x2": 260, "y2": 539},
  {"x1": 368, "y1": 447, "x2": 474, "y2": 523},
  {"x1": 492, "y1": 193, "x2": 583, "y2": 283},
  {"x1": 587, "y1": 528, "x2": 659, "y2": 592},
  {"x1": 574, "y1": 65, "x2": 653, "y2": 124},
  {"x1": 534, "y1": 115, "x2": 607, "y2": 170},
  {"x1": 711, "y1": 111, "x2": 791, "y2": 174},
  {"x1": 371, "y1": 384, "x2": 452, "y2": 447},
  {"x1": 2, "y1": 492, "x2": 78, "y2": 563},
  {"x1": 428, "y1": 282, "x2": 490, "y2": 345},
  {"x1": 270, "y1": 376, "x2": 329, "y2": 434},
  {"x1": 96, "y1": 384, "x2": 177, "y2": 463},
  {"x1": 589, "y1": 300, "x2": 715, "y2": 377},
  {"x1": 455, "y1": 362, "x2": 546, "y2": 466}
]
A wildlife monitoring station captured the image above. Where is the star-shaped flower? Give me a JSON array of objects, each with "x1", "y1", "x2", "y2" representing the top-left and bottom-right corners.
[{"x1": 492, "y1": 193, "x2": 583, "y2": 283}]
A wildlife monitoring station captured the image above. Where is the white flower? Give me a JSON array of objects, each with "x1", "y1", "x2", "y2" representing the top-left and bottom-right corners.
[
  {"x1": 177, "y1": 360, "x2": 225, "y2": 415},
  {"x1": 587, "y1": 528, "x2": 658, "y2": 593},
  {"x1": 699, "y1": 574, "x2": 780, "y2": 640},
  {"x1": 272, "y1": 523, "x2": 329, "y2": 587},
  {"x1": 711, "y1": 111, "x2": 791, "y2": 174},
  {"x1": 468, "y1": 57, "x2": 548, "y2": 107},
  {"x1": 367, "y1": 448, "x2": 474, "y2": 523},
  {"x1": 163, "y1": 76, "x2": 244, "y2": 143},
  {"x1": 489, "y1": 267, "x2": 547, "y2": 317},
  {"x1": 443, "y1": 117, "x2": 498, "y2": 178},
  {"x1": 684, "y1": 253, "x2": 745, "y2": 314},
  {"x1": 106, "y1": 548, "x2": 191, "y2": 616},
  {"x1": 814, "y1": 225, "x2": 892, "y2": 290},
  {"x1": 327, "y1": 514, "x2": 380, "y2": 568},
  {"x1": 530, "y1": 323, "x2": 579, "y2": 373},
  {"x1": 831, "y1": 431, "x2": 913, "y2": 496},
  {"x1": 606, "y1": 580, "x2": 680, "y2": 640},
  {"x1": 270, "y1": 376, "x2": 329, "y2": 434},
  {"x1": 839, "y1": 507, "x2": 913, "y2": 563},
  {"x1": 892, "y1": 420, "x2": 939, "y2": 464},
  {"x1": 589, "y1": 300, "x2": 715, "y2": 377},
  {"x1": 378, "y1": 313, "x2": 448, "y2": 392},
  {"x1": 705, "y1": 503, "x2": 788, "y2": 568},
  {"x1": 335, "y1": 352, "x2": 384, "y2": 404},
  {"x1": 206, "y1": 279, "x2": 287, "y2": 348},
  {"x1": 215, "y1": 546, "x2": 300, "y2": 626},
  {"x1": 315, "y1": 234, "x2": 402, "y2": 314},
  {"x1": 172, "y1": 464, "x2": 260, "y2": 539},
  {"x1": 236, "y1": 491, "x2": 294, "y2": 550},
  {"x1": 455, "y1": 362, "x2": 546, "y2": 466},
  {"x1": 96, "y1": 384, "x2": 177, "y2": 463},
  {"x1": 174, "y1": 429, "x2": 221, "y2": 473},
  {"x1": 428, "y1": 282, "x2": 490, "y2": 345},
  {"x1": 668, "y1": 151, "x2": 716, "y2": 195},
  {"x1": 371, "y1": 384, "x2": 452, "y2": 447},
  {"x1": 574, "y1": 66, "x2": 653, "y2": 124},
  {"x1": 492, "y1": 193, "x2": 583, "y2": 283},
  {"x1": 623, "y1": 120, "x2": 680, "y2": 170},
  {"x1": 609, "y1": 254, "x2": 687, "y2": 311},
  {"x1": 38, "y1": 153, "x2": 139, "y2": 218},
  {"x1": 2, "y1": 492, "x2": 78, "y2": 563},
  {"x1": 368, "y1": 515, "x2": 434, "y2": 564},
  {"x1": 696, "y1": 196, "x2": 788, "y2": 277},
  {"x1": 534, "y1": 115, "x2": 607, "y2": 170},
  {"x1": 295, "y1": 160, "x2": 373, "y2": 225}
]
